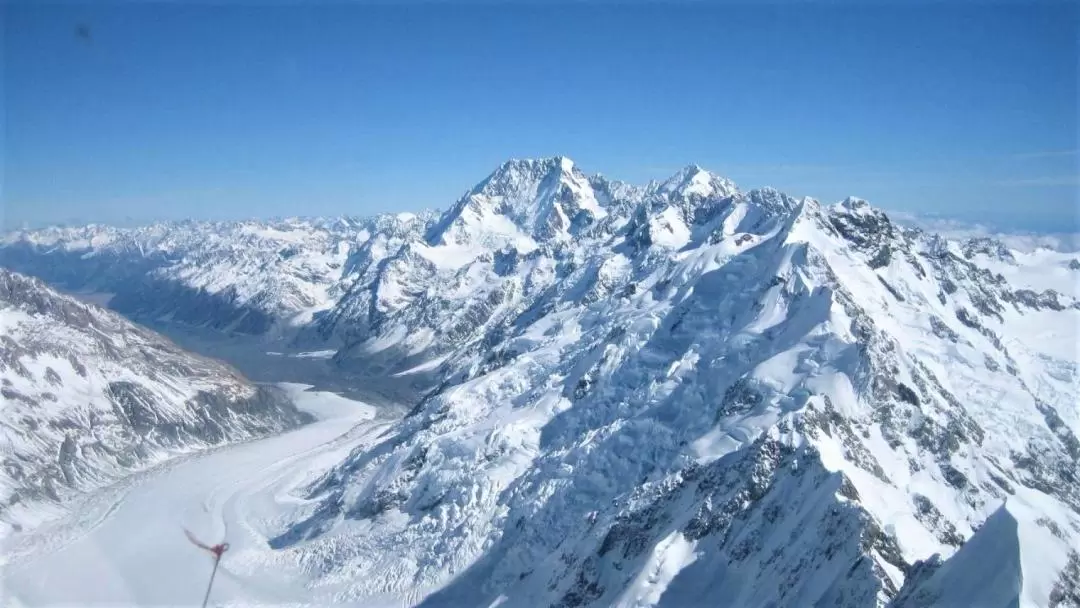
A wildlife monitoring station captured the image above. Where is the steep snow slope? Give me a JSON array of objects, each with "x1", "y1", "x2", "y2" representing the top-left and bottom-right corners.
[
  {"x1": 268, "y1": 161, "x2": 1079, "y2": 607},
  {"x1": 323, "y1": 158, "x2": 744, "y2": 384},
  {"x1": 2, "y1": 158, "x2": 1077, "y2": 607},
  {"x1": 893, "y1": 496, "x2": 1079, "y2": 608},
  {"x1": 0, "y1": 269, "x2": 309, "y2": 533}
]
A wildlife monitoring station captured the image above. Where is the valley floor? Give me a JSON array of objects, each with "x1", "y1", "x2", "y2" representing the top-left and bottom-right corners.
[
  {"x1": 1, "y1": 384, "x2": 397, "y2": 608},
  {"x1": 120, "y1": 315, "x2": 418, "y2": 410}
]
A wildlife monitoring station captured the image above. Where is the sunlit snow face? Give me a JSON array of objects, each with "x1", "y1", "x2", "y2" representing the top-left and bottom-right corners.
[{"x1": 2, "y1": 159, "x2": 1077, "y2": 608}]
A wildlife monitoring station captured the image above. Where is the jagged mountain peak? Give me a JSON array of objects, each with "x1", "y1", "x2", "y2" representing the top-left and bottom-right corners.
[
  {"x1": 3, "y1": 159, "x2": 1079, "y2": 607},
  {"x1": 892, "y1": 497, "x2": 1079, "y2": 608},
  {"x1": 475, "y1": 155, "x2": 581, "y2": 194},
  {"x1": 961, "y1": 236, "x2": 1017, "y2": 264},
  {"x1": 426, "y1": 156, "x2": 607, "y2": 248},
  {"x1": 496, "y1": 154, "x2": 575, "y2": 172},
  {"x1": 427, "y1": 158, "x2": 751, "y2": 254},
  {"x1": 657, "y1": 163, "x2": 738, "y2": 200},
  {"x1": 837, "y1": 195, "x2": 870, "y2": 209}
]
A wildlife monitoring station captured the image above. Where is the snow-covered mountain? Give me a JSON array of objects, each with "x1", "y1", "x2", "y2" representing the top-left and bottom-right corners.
[
  {"x1": 273, "y1": 159, "x2": 1079, "y2": 607},
  {"x1": 2, "y1": 157, "x2": 1078, "y2": 606},
  {"x1": 0, "y1": 268, "x2": 309, "y2": 531},
  {"x1": 0, "y1": 214, "x2": 437, "y2": 339}
]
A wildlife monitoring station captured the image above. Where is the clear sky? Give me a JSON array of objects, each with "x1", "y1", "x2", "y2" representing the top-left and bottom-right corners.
[{"x1": 3, "y1": 1, "x2": 1077, "y2": 232}]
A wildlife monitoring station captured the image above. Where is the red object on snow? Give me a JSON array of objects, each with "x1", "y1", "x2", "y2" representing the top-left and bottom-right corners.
[
  {"x1": 184, "y1": 528, "x2": 230, "y2": 608},
  {"x1": 184, "y1": 529, "x2": 230, "y2": 558}
]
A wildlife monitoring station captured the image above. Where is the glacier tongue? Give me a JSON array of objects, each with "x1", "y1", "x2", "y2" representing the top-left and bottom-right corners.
[
  {"x1": 0, "y1": 269, "x2": 310, "y2": 533},
  {"x1": 1, "y1": 157, "x2": 1078, "y2": 607}
]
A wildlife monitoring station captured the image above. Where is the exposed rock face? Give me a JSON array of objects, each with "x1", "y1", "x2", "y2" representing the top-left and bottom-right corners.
[
  {"x1": 3, "y1": 158, "x2": 1078, "y2": 607},
  {"x1": 255, "y1": 161, "x2": 1080, "y2": 606},
  {"x1": 0, "y1": 268, "x2": 310, "y2": 522}
]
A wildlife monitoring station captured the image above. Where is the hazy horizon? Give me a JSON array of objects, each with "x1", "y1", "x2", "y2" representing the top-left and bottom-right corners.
[{"x1": 5, "y1": 2, "x2": 1077, "y2": 233}]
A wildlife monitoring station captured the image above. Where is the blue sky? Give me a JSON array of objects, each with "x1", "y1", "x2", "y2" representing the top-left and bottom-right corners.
[{"x1": 4, "y1": 1, "x2": 1077, "y2": 231}]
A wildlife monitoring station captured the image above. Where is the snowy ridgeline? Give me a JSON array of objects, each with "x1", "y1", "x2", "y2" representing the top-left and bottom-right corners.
[{"x1": 2, "y1": 157, "x2": 1079, "y2": 607}]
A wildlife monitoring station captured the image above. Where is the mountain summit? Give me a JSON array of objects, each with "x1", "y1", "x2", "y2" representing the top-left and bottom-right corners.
[
  {"x1": 1, "y1": 158, "x2": 1078, "y2": 607},
  {"x1": 426, "y1": 156, "x2": 608, "y2": 249},
  {"x1": 657, "y1": 163, "x2": 738, "y2": 200}
]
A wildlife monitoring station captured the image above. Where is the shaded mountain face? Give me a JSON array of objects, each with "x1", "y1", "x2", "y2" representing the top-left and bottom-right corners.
[
  {"x1": 3, "y1": 158, "x2": 1078, "y2": 606},
  {"x1": 0, "y1": 268, "x2": 310, "y2": 529},
  {"x1": 0, "y1": 214, "x2": 438, "y2": 340}
]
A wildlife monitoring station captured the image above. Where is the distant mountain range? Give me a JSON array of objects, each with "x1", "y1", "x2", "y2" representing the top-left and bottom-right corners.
[{"x1": 2, "y1": 157, "x2": 1077, "y2": 607}]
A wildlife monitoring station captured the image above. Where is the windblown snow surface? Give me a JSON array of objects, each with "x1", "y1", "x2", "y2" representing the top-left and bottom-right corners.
[{"x1": 2, "y1": 157, "x2": 1078, "y2": 607}]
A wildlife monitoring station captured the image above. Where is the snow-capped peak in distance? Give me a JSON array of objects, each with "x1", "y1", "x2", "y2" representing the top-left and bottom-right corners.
[
  {"x1": 425, "y1": 155, "x2": 609, "y2": 251},
  {"x1": 423, "y1": 157, "x2": 745, "y2": 259},
  {"x1": 2, "y1": 157, "x2": 1079, "y2": 607},
  {"x1": 836, "y1": 195, "x2": 871, "y2": 211},
  {"x1": 656, "y1": 163, "x2": 738, "y2": 200}
]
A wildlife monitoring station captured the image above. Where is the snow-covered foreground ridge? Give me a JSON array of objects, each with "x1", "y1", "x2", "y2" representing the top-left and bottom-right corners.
[
  {"x1": 3, "y1": 157, "x2": 1079, "y2": 606},
  {"x1": 0, "y1": 268, "x2": 310, "y2": 531}
]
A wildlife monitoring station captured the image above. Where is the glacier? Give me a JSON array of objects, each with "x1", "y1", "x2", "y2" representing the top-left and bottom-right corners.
[
  {"x1": 0, "y1": 268, "x2": 310, "y2": 533},
  {"x1": 1, "y1": 157, "x2": 1077, "y2": 607}
]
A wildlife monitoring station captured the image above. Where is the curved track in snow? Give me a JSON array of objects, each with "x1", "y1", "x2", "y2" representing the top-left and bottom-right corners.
[{"x1": 1, "y1": 384, "x2": 396, "y2": 607}]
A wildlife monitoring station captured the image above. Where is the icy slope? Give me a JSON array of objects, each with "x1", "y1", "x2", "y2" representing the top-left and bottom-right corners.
[
  {"x1": 0, "y1": 269, "x2": 309, "y2": 532},
  {"x1": 267, "y1": 160, "x2": 1078, "y2": 606},
  {"x1": 2, "y1": 158, "x2": 1077, "y2": 606},
  {"x1": 324, "y1": 159, "x2": 745, "y2": 384},
  {"x1": 892, "y1": 495, "x2": 1079, "y2": 608}
]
